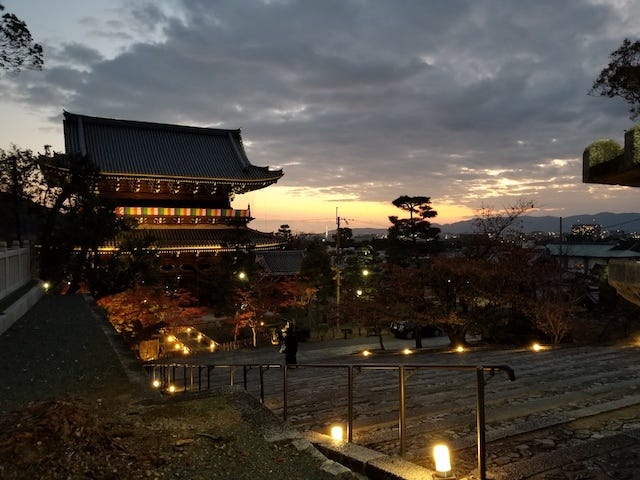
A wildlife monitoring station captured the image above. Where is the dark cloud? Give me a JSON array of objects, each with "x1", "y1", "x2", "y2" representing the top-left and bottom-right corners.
[{"x1": 4, "y1": 0, "x2": 640, "y2": 218}]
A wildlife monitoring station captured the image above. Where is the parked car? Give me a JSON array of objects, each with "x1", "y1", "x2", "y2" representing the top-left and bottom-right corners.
[{"x1": 390, "y1": 320, "x2": 442, "y2": 339}]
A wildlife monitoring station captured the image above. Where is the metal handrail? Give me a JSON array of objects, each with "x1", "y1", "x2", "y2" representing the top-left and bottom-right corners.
[{"x1": 145, "y1": 362, "x2": 515, "y2": 480}]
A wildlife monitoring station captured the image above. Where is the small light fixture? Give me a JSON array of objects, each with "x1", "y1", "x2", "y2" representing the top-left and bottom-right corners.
[
  {"x1": 432, "y1": 444, "x2": 456, "y2": 479},
  {"x1": 43, "y1": 282, "x2": 50, "y2": 292},
  {"x1": 330, "y1": 425, "x2": 344, "y2": 441},
  {"x1": 362, "y1": 350, "x2": 371, "y2": 357},
  {"x1": 152, "y1": 379, "x2": 161, "y2": 388},
  {"x1": 532, "y1": 342, "x2": 542, "y2": 352},
  {"x1": 456, "y1": 345, "x2": 465, "y2": 353},
  {"x1": 167, "y1": 385, "x2": 176, "y2": 394},
  {"x1": 403, "y1": 348, "x2": 412, "y2": 355}
]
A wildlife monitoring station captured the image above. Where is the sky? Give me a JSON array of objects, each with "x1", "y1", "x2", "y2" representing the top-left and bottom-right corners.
[{"x1": 2, "y1": 0, "x2": 640, "y2": 234}]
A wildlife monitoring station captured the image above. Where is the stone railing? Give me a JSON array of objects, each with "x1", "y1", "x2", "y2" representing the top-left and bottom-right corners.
[{"x1": 0, "y1": 240, "x2": 33, "y2": 302}]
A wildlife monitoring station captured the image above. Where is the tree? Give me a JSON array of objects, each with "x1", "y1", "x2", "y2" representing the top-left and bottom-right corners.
[
  {"x1": 0, "y1": 4, "x2": 43, "y2": 72},
  {"x1": 424, "y1": 199, "x2": 538, "y2": 346},
  {"x1": 37, "y1": 152, "x2": 126, "y2": 289},
  {"x1": 469, "y1": 199, "x2": 535, "y2": 259},
  {"x1": 0, "y1": 146, "x2": 40, "y2": 242},
  {"x1": 388, "y1": 195, "x2": 440, "y2": 244},
  {"x1": 277, "y1": 224, "x2": 292, "y2": 242},
  {"x1": 591, "y1": 38, "x2": 640, "y2": 120}
]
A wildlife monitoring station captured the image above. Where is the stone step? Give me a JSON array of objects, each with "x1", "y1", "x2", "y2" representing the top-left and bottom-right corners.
[{"x1": 488, "y1": 430, "x2": 640, "y2": 480}]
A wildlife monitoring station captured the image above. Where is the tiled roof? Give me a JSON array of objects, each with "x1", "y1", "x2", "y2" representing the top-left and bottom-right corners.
[
  {"x1": 545, "y1": 243, "x2": 640, "y2": 258},
  {"x1": 104, "y1": 227, "x2": 286, "y2": 252},
  {"x1": 63, "y1": 112, "x2": 283, "y2": 184},
  {"x1": 256, "y1": 250, "x2": 305, "y2": 275}
]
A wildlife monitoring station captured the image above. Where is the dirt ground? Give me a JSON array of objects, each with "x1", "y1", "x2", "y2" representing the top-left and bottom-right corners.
[{"x1": 0, "y1": 390, "x2": 347, "y2": 480}]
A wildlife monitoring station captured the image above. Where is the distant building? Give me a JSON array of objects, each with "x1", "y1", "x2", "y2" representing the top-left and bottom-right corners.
[
  {"x1": 545, "y1": 243, "x2": 640, "y2": 275},
  {"x1": 62, "y1": 112, "x2": 286, "y2": 274},
  {"x1": 570, "y1": 223, "x2": 602, "y2": 238}
]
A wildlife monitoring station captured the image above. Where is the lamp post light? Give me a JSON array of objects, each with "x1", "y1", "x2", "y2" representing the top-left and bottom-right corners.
[
  {"x1": 432, "y1": 444, "x2": 456, "y2": 479},
  {"x1": 330, "y1": 425, "x2": 344, "y2": 442}
]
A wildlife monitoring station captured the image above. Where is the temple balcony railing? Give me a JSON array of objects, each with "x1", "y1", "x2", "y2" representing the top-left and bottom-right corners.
[{"x1": 115, "y1": 206, "x2": 252, "y2": 226}]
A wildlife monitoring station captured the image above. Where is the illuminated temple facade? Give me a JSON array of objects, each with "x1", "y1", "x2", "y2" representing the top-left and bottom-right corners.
[{"x1": 63, "y1": 112, "x2": 286, "y2": 273}]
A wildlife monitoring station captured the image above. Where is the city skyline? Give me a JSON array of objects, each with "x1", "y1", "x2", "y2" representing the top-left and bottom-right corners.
[{"x1": 2, "y1": 0, "x2": 640, "y2": 234}]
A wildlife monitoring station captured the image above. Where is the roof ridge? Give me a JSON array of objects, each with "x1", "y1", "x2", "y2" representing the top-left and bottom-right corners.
[{"x1": 63, "y1": 111, "x2": 240, "y2": 137}]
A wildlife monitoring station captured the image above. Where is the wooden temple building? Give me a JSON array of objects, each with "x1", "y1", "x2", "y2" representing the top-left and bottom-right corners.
[{"x1": 62, "y1": 111, "x2": 286, "y2": 274}]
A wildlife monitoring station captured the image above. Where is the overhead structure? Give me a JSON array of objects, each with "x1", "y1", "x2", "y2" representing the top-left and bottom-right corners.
[{"x1": 62, "y1": 111, "x2": 286, "y2": 273}]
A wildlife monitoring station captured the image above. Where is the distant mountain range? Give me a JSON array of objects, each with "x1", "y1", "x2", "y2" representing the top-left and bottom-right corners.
[{"x1": 343, "y1": 212, "x2": 640, "y2": 237}]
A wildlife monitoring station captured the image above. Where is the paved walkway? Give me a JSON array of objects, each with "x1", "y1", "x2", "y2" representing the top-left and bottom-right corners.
[{"x1": 0, "y1": 293, "x2": 147, "y2": 413}]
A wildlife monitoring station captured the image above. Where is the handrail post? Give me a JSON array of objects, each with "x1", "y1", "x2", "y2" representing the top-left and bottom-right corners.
[
  {"x1": 243, "y1": 365, "x2": 248, "y2": 390},
  {"x1": 399, "y1": 366, "x2": 406, "y2": 457},
  {"x1": 283, "y1": 364, "x2": 288, "y2": 420},
  {"x1": 259, "y1": 365, "x2": 265, "y2": 404},
  {"x1": 476, "y1": 367, "x2": 487, "y2": 480},
  {"x1": 347, "y1": 366, "x2": 353, "y2": 443},
  {"x1": 183, "y1": 365, "x2": 187, "y2": 392}
]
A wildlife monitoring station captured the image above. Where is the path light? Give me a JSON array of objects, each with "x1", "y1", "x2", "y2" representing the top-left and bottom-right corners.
[
  {"x1": 432, "y1": 444, "x2": 456, "y2": 479},
  {"x1": 43, "y1": 282, "x2": 50, "y2": 292},
  {"x1": 238, "y1": 271, "x2": 247, "y2": 281},
  {"x1": 362, "y1": 350, "x2": 371, "y2": 357},
  {"x1": 456, "y1": 345, "x2": 465, "y2": 353},
  {"x1": 167, "y1": 385, "x2": 176, "y2": 394},
  {"x1": 403, "y1": 348, "x2": 413, "y2": 355},
  {"x1": 532, "y1": 342, "x2": 542, "y2": 352},
  {"x1": 152, "y1": 379, "x2": 161, "y2": 388},
  {"x1": 330, "y1": 425, "x2": 344, "y2": 441}
]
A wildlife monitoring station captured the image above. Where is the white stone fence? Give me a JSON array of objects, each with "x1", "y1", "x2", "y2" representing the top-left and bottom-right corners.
[{"x1": 0, "y1": 240, "x2": 33, "y2": 302}]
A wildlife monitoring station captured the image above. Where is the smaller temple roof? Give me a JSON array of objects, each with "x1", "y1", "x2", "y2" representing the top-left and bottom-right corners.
[
  {"x1": 63, "y1": 112, "x2": 283, "y2": 185},
  {"x1": 256, "y1": 250, "x2": 305, "y2": 276}
]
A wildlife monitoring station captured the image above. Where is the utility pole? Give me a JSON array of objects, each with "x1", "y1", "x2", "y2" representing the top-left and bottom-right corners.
[
  {"x1": 334, "y1": 207, "x2": 342, "y2": 332},
  {"x1": 333, "y1": 207, "x2": 354, "y2": 334}
]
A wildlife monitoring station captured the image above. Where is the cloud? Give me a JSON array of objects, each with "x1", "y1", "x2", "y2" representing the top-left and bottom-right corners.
[{"x1": 3, "y1": 0, "x2": 640, "y2": 223}]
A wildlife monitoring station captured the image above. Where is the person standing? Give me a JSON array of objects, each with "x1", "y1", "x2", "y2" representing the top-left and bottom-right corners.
[{"x1": 283, "y1": 324, "x2": 298, "y2": 365}]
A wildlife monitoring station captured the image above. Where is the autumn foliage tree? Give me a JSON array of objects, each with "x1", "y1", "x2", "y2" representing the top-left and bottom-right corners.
[{"x1": 97, "y1": 287, "x2": 207, "y2": 345}]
